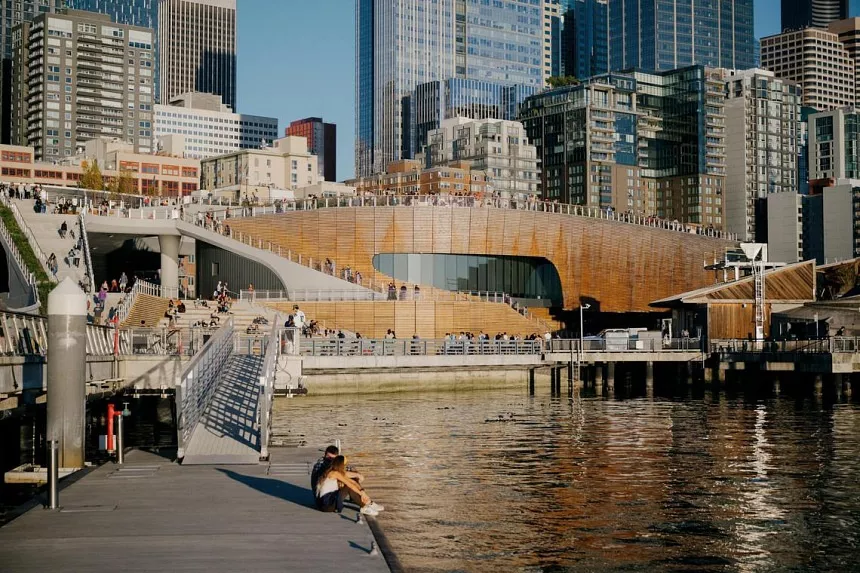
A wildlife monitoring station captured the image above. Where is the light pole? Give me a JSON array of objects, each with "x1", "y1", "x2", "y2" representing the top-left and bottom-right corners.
[{"x1": 579, "y1": 303, "x2": 590, "y2": 359}]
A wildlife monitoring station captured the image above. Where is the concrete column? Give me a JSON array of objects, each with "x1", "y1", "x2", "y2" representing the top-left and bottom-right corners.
[
  {"x1": 46, "y1": 278, "x2": 88, "y2": 469},
  {"x1": 813, "y1": 375, "x2": 824, "y2": 397},
  {"x1": 645, "y1": 361, "x2": 654, "y2": 392},
  {"x1": 528, "y1": 369, "x2": 535, "y2": 395},
  {"x1": 595, "y1": 363, "x2": 605, "y2": 394},
  {"x1": 606, "y1": 362, "x2": 615, "y2": 392},
  {"x1": 159, "y1": 234, "x2": 181, "y2": 296},
  {"x1": 772, "y1": 377, "x2": 781, "y2": 396},
  {"x1": 844, "y1": 377, "x2": 853, "y2": 398}
]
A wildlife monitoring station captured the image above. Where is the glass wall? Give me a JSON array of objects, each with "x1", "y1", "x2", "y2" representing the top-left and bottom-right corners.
[{"x1": 372, "y1": 253, "x2": 563, "y2": 303}]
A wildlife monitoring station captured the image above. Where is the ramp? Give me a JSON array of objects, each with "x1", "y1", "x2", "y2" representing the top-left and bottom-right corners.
[{"x1": 181, "y1": 354, "x2": 265, "y2": 465}]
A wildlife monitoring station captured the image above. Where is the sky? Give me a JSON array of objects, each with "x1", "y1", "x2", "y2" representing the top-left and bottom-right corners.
[{"x1": 237, "y1": 0, "x2": 855, "y2": 181}]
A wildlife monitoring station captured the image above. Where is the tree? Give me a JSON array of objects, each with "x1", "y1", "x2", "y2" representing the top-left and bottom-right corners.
[
  {"x1": 80, "y1": 160, "x2": 104, "y2": 191},
  {"x1": 547, "y1": 75, "x2": 579, "y2": 88},
  {"x1": 112, "y1": 169, "x2": 136, "y2": 196}
]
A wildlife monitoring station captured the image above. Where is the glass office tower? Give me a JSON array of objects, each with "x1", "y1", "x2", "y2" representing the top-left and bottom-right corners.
[
  {"x1": 782, "y1": 0, "x2": 848, "y2": 31},
  {"x1": 561, "y1": 0, "x2": 609, "y2": 79},
  {"x1": 356, "y1": 0, "x2": 545, "y2": 177},
  {"x1": 608, "y1": 0, "x2": 755, "y2": 72}
]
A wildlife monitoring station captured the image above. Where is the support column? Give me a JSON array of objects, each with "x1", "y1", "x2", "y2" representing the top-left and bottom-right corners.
[
  {"x1": 595, "y1": 363, "x2": 605, "y2": 394},
  {"x1": 834, "y1": 374, "x2": 844, "y2": 400},
  {"x1": 159, "y1": 234, "x2": 181, "y2": 296},
  {"x1": 528, "y1": 369, "x2": 535, "y2": 395},
  {"x1": 46, "y1": 279, "x2": 88, "y2": 469},
  {"x1": 772, "y1": 375, "x2": 781, "y2": 396},
  {"x1": 606, "y1": 362, "x2": 615, "y2": 392},
  {"x1": 844, "y1": 376, "x2": 853, "y2": 398},
  {"x1": 813, "y1": 374, "x2": 824, "y2": 398},
  {"x1": 645, "y1": 361, "x2": 654, "y2": 393}
]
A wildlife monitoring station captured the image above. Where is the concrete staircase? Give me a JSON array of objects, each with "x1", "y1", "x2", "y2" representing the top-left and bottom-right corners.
[
  {"x1": 123, "y1": 293, "x2": 170, "y2": 328},
  {"x1": 170, "y1": 299, "x2": 280, "y2": 332},
  {"x1": 12, "y1": 198, "x2": 85, "y2": 285}
]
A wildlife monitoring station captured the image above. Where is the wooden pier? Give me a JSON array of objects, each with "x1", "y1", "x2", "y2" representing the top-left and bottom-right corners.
[{"x1": 0, "y1": 448, "x2": 394, "y2": 573}]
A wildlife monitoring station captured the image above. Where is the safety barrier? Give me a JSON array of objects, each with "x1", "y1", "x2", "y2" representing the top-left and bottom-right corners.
[
  {"x1": 0, "y1": 208, "x2": 39, "y2": 310},
  {"x1": 300, "y1": 337, "x2": 543, "y2": 356},
  {"x1": 78, "y1": 213, "x2": 95, "y2": 294},
  {"x1": 256, "y1": 316, "x2": 282, "y2": 460}
]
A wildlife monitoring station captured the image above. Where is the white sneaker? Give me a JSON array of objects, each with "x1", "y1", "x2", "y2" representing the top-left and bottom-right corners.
[
  {"x1": 360, "y1": 504, "x2": 379, "y2": 516},
  {"x1": 367, "y1": 501, "x2": 385, "y2": 512}
]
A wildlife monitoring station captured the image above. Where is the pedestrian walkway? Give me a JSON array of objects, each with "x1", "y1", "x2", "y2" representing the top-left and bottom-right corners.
[
  {"x1": 11, "y1": 198, "x2": 84, "y2": 285},
  {"x1": 0, "y1": 448, "x2": 392, "y2": 573}
]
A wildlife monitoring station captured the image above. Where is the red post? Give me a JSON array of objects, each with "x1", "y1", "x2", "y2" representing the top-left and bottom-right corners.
[{"x1": 107, "y1": 403, "x2": 115, "y2": 451}]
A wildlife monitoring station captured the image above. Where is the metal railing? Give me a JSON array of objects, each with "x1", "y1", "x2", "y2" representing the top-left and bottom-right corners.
[
  {"x1": 238, "y1": 288, "x2": 512, "y2": 304},
  {"x1": 114, "y1": 278, "x2": 179, "y2": 327},
  {"x1": 176, "y1": 317, "x2": 234, "y2": 459},
  {"x1": 0, "y1": 310, "x2": 48, "y2": 355},
  {"x1": 300, "y1": 337, "x2": 543, "y2": 357},
  {"x1": 546, "y1": 337, "x2": 703, "y2": 353},
  {"x1": 78, "y1": 213, "x2": 95, "y2": 294},
  {"x1": 0, "y1": 207, "x2": 39, "y2": 311},
  {"x1": 4, "y1": 199, "x2": 56, "y2": 282},
  {"x1": 256, "y1": 316, "x2": 281, "y2": 460},
  {"x1": 710, "y1": 337, "x2": 860, "y2": 355}
]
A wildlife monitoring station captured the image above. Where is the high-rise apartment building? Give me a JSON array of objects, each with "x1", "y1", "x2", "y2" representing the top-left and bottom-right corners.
[
  {"x1": 761, "y1": 28, "x2": 855, "y2": 111},
  {"x1": 1, "y1": 1, "x2": 62, "y2": 144},
  {"x1": 608, "y1": 0, "x2": 755, "y2": 72},
  {"x1": 158, "y1": 0, "x2": 236, "y2": 111},
  {"x1": 721, "y1": 69, "x2": 801, "y2": 242},
  {"x1": 355, "y1": 0, "x2": 546, "y2": 177},
  {"x1": 419, "y1": 117, "x2": 540, "y2": 198},
  {"x1": 828, "y1": 18, "x2": 860, "y2": 106},
  {"x1": 808, "y1": 108, "x2": 860, "y2": 181},
  {"x1": 154, "y1": 92, "x2": 277, "y2": 159},
  {"x1": 285, "y1": 118, "x2": 337, "y2": 182},
  {"x1": 520, "y1": 66, "x2": 726, "y2": 228},
  {"x1": 781, "y1": 0, "x2": 848, "y2": 31},
  {"x1": 561, "y1": 0, "x2": 608, "y2": 80},
  {"x1": 63, "y1": 0, "x2": 159, "y2": 98},
  {"x1": 404, "y1": 78, "x2": 538, "y2": 160},
  {"x1": 12, "y1": 10, "x2": 155, "y2": 162}
]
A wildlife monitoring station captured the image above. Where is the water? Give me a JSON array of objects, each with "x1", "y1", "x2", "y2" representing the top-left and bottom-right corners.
[{"x1": 271, "y1": 386, "x2": 860, "y2": 572}]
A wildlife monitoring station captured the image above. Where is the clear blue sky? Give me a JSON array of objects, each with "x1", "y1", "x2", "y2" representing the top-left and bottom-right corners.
[{"x1": 237, "y1": 0, "x2": 856, "y2": 181}]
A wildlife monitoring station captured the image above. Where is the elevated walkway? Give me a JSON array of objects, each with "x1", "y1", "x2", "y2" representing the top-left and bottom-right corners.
[{"x1": 11, "y1": 198, "x2": 85, "y2": 285}]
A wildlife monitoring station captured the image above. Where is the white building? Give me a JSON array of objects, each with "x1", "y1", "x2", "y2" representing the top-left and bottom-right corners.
[
  {"x1": 154, "y1": 92, "x2": 278, "y2": 159},
  {"x1": 419, "y1": 117, "x2": 539, "y2": 198},
  {"x1": 201, "y1": 135, "x2": 319, "y2": 201},
  {"x1": 722, "y1": 69, "x2": 801, "y2": 242}
]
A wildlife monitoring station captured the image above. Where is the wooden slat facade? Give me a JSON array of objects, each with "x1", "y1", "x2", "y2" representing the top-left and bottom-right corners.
[{"x1": 229, "y1": 206, "x2": 734, "y2": 313}]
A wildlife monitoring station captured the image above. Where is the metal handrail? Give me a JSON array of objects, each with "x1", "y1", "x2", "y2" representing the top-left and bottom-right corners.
[
  {"x1": 175, "y1": 317, "x2": 234, "y2": 459},
  {"x1": 300, "y1": 337, "x2": 544, "y2": 356},
  {"x1": 4, "y1": 199, "x2": 57, "y2": 282},
  {"x1": 708, "y1": 337, "x2": 860, "y2": 354},
  {"x1": 78, "y1": 212, "x2": 95, "y2": 294},
  {"x1": 0, "y1": 208, "x2": 39, "y2": 310},
  {"x1": 256, "y1": 315, "x2": 281, "y2": 460}
]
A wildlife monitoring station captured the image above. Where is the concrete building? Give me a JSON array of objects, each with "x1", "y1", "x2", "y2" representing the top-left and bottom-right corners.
[
  {"x1": 11, "y1": 10, "x2": 155, "y2": 162},
  {"x1": 808, "y1": 107, "x2": 860, "y2": 180},
  {"x1": 761, "y1": 28, "x2": 855, "y2": 111},
  {"x1": 200, "y1": 136, "x2": 319, "y2": 201},
  {"x1": 0, "y1": 0, "x2": 62, "y2": 145},
  {"x1": 285, "y1": 117, "x2": 336, "y2": 182},
  {"x1": 766, "y1": 192, "x2": 805, "y2": 263},
  {"x1": 0, "y1": 139, "x2": 199, "y2": 195},
  {"x1": 158, "y1": 0, "x2": 236, "y2": 110},
  {"x1": 782, "y1": 0, "x2": 848, "y2": 31},
  {"x1": 520, "y1": 66, "x2": 726, "y2": 228},
  {"x1": 828, "y1": 18, "x2": 860, "y2": 106},
  {"x1": 543, "y1": 0, "x2": 562, "y2": 82},
  {"x1": 154, "y1": 92, "x2": 278, "y2": 159},
  {"x1": 419, "y1": 117, "x2": 539, "y2": 199},
  {"x1": 722, "y1": 69, "x2": 801, "y2": 242},
  {"x1": 345, "y1": 159, "x2": 490, "y2": 197},
  {"x1": 356, "y1": 0, "x2": 547, "y2": 177}
]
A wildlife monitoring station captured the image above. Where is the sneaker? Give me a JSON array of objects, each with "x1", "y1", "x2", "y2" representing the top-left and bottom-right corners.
[
  {"x1": 360, "y1": 504, "x2": 379, "y2": 516},
  {"x1": 367, "y1": 501, "x2": 385, "y2": 512}
]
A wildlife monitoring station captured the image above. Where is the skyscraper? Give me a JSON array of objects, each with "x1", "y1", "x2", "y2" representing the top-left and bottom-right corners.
[
  {"x1": 356, "y1": 0, "x2": 546, "y2": 177},
  {"x1": 285, "y1": 118, "x2": 337, "y2": 182},
  {"x1": 561, "y1": 0, "x2": 609, "y2": 79},
  {"x1": 63, "y1": 0, "x2": 159, "y2": 98},
  {"x1": 781, "y1": 0, "x2": 848, "y2": 31},
  {"x1": 0, "y1": 1, "x2": 63, "y2": 144},
  {"x1": 158, "y1": 0, "x2": 236, "y2": 110},
  {"x1": 608, "y1": 0, "x2": 755, "y2": 72}
]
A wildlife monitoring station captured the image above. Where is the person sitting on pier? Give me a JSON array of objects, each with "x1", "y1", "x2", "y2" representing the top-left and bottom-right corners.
[{"x1": 312, "y1": 448, "x2": 383, "y2": 516}]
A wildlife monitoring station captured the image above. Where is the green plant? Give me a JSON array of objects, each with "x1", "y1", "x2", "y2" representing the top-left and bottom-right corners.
[{"x1": 0, "y1": 205, "x2": 54, "y2": 314}]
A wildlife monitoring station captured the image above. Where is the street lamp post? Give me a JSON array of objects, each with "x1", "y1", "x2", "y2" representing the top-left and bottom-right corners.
[{"x1": 579, "y1": 303, "x2": 590, "y2": 359}]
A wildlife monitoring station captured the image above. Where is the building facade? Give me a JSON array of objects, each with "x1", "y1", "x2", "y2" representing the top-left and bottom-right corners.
[
  {"x1": 782, "y1": 0, "x2": 848, "y2": 31},
  {"x1": 201, "y1": 136, "x2": 319, "y2": 200},
  {"x1": 761, "y1": 28, "x2": 855, "y2": 111},
  {"x1": 608, "y1": 0, "x2": 756, "y2": 72},
  {"x1": 346, "y1": 159, "x2": 490, "y2": 196},
  {"x1": 543, "y1": 0, "x2": 562, "y2": 82},
  {"x1": 808, "y1": 108, "x2": 860, "y2": 181},
  {"x1": 405, "y1": 78, "x2": 538, "y2": 160},
  {"x1": 722, "y1": 69, "x2": 801, "y2": 242},
  {"x1": 12, "y1": 10, "x2": 155, "y2": 162},
  {"x1": 355, "y1": 0, "x2": 547, "y2": 177},
  {"x1": 158, "y1": 0, "x2": 235, "y2": 110},
  {"x1": 154, "y1": 92, "x2": 277, "y2": 159},
  {"x1": 285, "y1": 117, "x2": 337, "y2": 182},
  {"x1": 419, "y1": 117, "x2": 539, "y2": 198},
  {"x1": 519, "y1": 66, "x2": 726, "y2": 228},
  {"x1": 828, "y1": 18, "x2": 860, "y2": 107},
  {"x1": 561, "y1": 0, "x2": 608, "y2": 80},
  {"x1": 0, "y1": 0, "x2": 62, "y2": 144},
  {"x1": 0, "y1": 140, "x2": 198, "y2": 195}
]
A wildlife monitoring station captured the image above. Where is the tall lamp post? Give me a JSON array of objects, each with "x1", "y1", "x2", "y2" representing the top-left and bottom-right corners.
[{"x1": 579, "y1": 303, "x2": 591, "y2": 359}]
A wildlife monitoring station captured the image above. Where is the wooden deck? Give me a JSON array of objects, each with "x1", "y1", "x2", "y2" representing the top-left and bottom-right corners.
[{"x1": 0, "y1": 449, "x2": 392, "y2": 573}]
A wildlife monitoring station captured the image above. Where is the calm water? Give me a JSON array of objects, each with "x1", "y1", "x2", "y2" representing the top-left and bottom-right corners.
[{"x1": 271, "y1": 385, "x2": 860, "y2": 572}]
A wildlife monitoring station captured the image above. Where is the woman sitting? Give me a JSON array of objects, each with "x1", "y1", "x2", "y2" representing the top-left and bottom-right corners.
[{"x1": 315, "y1": 455, "x2": 382, "y2": 516}]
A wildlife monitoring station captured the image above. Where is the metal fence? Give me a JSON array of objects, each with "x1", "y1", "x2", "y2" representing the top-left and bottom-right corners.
[
  {"x1": 78, "y1": 212, "x2": 95, "y2": 294},
  {"x1": 710, "y1": 337, "x2": 860, "y2": 354},
  {"x1": 238, "y1": 288, "x2": 512, "y2": 304},
  {"x1": 175, "y1": 318, "x2": 234, "y2": 459},
  {"x1": 545, "y1": 338, "x2": 703, "y2": 353},
  {"x1": 256, "y1": 316, "x2": 281, "y2": 460},
  {"x1": 0, "y1": 209, "x2": 39, "y2": 311},
  {"x1": 300, "y1": 337, "x2": 543, "y2": 357}
]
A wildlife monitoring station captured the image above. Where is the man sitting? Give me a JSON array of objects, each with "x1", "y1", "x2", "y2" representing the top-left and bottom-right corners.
[{"x1": 311, "y1": 445, "x2": 383, "y2": 513}]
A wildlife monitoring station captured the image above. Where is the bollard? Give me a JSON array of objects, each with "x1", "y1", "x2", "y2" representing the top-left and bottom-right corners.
[
  {"x1": 116, "y1": 413, "x2": 125, "y2": 464},
  {"x1": 370, "y1": 541, "x2": 379, "y2": 556},
  {"x1": 47, "y1": 440, "x2": 59, "y2": 509}
]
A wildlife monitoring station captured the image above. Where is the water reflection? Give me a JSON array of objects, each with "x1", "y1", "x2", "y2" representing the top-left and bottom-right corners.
[{"x1": 271, "y1": 386, "x2": 860, "y2": 572}]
